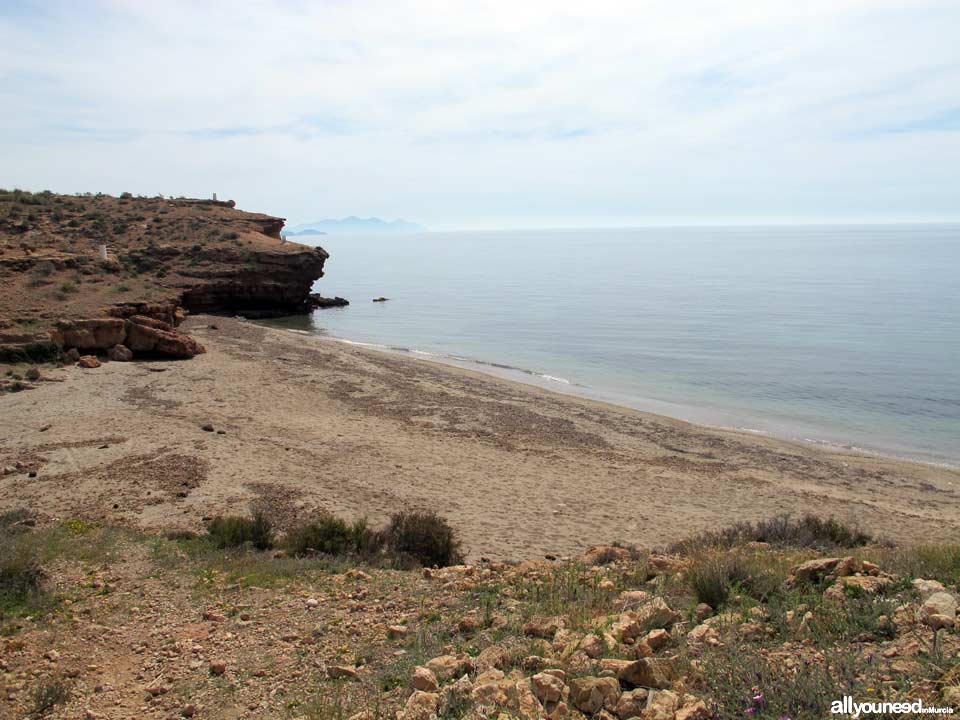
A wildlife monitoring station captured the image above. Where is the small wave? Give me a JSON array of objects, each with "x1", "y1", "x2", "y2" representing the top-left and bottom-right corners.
[
  {"x1": 329, "y1": 336, "x2": 577, "y2": 387},
  {"x1": 336, "y1": 338, "x2": 390, "y2": 350}
]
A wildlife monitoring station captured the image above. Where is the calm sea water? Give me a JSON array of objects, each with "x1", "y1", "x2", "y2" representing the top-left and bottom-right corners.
[{"x1": 265, "y1": 225, "x2": 960, "y2": 466}]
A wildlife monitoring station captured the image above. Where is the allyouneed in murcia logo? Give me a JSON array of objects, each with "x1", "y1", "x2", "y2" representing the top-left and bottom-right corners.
[{"x1": 831, "y1": 696, "x2": 954, "y2": 717}]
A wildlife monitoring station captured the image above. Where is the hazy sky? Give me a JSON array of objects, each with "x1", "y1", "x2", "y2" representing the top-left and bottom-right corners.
[{"x1": 2, "y1": 0, "x2": 959, "y2": 229}]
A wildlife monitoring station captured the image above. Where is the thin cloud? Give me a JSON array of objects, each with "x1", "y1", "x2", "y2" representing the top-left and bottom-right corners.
[{"x1": 0, "y1": 0, "x2": 958, "y2": 227}]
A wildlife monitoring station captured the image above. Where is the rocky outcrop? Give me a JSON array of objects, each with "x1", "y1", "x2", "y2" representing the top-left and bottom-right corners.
[
  {"x1": 310, "y1": 294, "x2": 349, "y2": 309},
  {"x1": 51, "y1": 311, "x2": 204, "y2": 360},
  {"x1": 179, "y1": 245, "x2": 329, "y2": 318},
  {"x1": 1, "y1": 192, "x2": 333, "y2": 362}
]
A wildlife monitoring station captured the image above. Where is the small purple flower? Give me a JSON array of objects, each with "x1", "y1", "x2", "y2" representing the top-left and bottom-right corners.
[{"x1": 745, "y1": 710, "x2": 756, "y2": 716}]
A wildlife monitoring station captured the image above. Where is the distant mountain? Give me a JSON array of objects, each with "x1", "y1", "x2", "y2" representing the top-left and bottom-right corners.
[
  {"x1": 282, "y1": 228, "x2": 327, "y2": 237},
  {"x1": 288, "y1": 216, "x2": 426, "y2": 235}
]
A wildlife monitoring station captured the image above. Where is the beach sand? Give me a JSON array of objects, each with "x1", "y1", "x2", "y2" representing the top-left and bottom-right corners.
[{"x1": 2, "y1": 315, "x2": 957, "y2": 560}]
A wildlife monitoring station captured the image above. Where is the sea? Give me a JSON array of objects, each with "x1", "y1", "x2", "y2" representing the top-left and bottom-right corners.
[{"x1": 263, "y1": 224, "x2": 960, "y2": 467}]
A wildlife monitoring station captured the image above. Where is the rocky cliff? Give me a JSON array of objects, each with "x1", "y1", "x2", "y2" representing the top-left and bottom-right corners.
[{"x1": 0, "y1": 190, "x2": 328, "y2": 361}]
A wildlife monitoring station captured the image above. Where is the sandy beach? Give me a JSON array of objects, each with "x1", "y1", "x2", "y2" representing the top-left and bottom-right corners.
[{"x1": 2, "y1": 314, "x2": 958, "y2": 560}]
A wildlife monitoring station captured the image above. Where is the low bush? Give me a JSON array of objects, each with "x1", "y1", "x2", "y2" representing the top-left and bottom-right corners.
[
  {"x1": 285, "y1": 515, "x2": 379, "y2": 557},
  {"x1": 383, "y1": 510, "x2": 463, "y2": 568},
  {"x1": 672, "y1": 514, "x2": 874, "y2": 554},
  {"x1": 205, "y1": 512, "x2": 274, "y2": 550},
  {"x1": 688, "y1": 551, "x2": 786, "y2": 608},
  {"x1": 29, "y1": 677, "x2": 70, "y2": 717},
  {"x1": 0, "y1": 538, "x2": 46, "y2": 616},
  {"x1": 695, "y1": 643, "x2": 895, "y2": 720}
]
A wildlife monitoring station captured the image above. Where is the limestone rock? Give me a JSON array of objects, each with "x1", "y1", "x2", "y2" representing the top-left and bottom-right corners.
[
  {"x1": 426, "y1": 654, "x2": 474, "y2": 683},
  {"x1": 643, "y1": 629, "x2": 670, "y2": 652},
  {"x1": 644, "y1": 689, "x2": 680, "y2": 719},
  {"x1": 615, "y1": 688, "x2": 648, "y2": 719},
  {"x1": 515, "y1": 677, "x2": 544, "y2": 720},
  {"x1": 676, "y1": 699, "x2": 711, "y2": 720},
  {"x1": 617, "y1": 658, "x2": 676, "y2": 689},
  {"x1": 125, "y1": 318, "x2": 205, "y2": 358},
  {"x1": 568, "y1": 676, "x2": 620, "y2": 714},
  {"x1": 635, "y1": 597, "x2": 680, "y2": 632},
  {"x1": 107, "y1": 344, "x2": 133, "y2": 361},
  {"x1": 53, "y1": 318, "x2": 126, "y2": 351},
  {"x1": 531, "y1": 672, "x2": 565, "y2": 705},
  {"x1": 579, "y1": 634, "x2": 607, "y2": 659},
  {"x1": 824, "y1": 574, "x2": 894, "y2": 600},
  {"x1": 921, "y1": 591, "x2": 957, "y2": 628},
  {"x1": 913, "y1": 578, "x2": 947, "y2": 598},
  {"x1": 790, "y1": 556, "x2": 860, "y2": 584},
  {"x1": 327, "y1": 665, "x2": 360, "y2": 681},
  {"x1": 400, "y1": 691, "x2": 439, "y2": 720},
  {"x1": 412, "y1": 666, "x2": 439, "y2": 692}
]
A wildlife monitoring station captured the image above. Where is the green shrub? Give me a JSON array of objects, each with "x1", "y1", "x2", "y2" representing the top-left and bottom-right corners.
[
  {"x1": 205, "y1": 512, "x2": 273, "y2": 550},
  {"x1": 0, "y1": 341, "x2": 65, "y2": 364},
  {"x1": 384, "y1": 510, "x2": 463, "y2": 568},
  {"x1": 285, "y1": 515, "x2": 379, "y2": 557},
  {"x1": 695, "y1": 643, "x2": 896, "y2": 719},
  {"x1": 0, "y1": 539, "x2": 45, "y2": 615},
  {"x1": 688, "y1": 551, "x2": 785, "y2": 608},
  {"x1": 29, "y1": 677, "x2": 70, "y2": 717},
  {"x1": 672, "y1": 514, "x2": 873, "y2": 554}
]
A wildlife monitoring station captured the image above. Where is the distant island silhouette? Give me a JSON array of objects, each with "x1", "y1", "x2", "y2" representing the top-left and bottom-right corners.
[{"x1": 286, "y1": 216, "x2": 426, "y2": 236}]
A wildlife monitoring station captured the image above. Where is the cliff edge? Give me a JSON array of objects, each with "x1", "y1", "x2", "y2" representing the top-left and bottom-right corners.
[{"x1": 0, "y1": 190, "x2": 327, "y2": 361}]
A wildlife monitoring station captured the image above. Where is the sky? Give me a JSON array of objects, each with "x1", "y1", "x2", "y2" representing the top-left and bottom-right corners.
[{"x1": 1, "y1": 0, "x2": 959, "y2": 230}]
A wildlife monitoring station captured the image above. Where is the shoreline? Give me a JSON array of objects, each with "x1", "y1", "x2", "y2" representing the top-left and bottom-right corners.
[
  {"x1": 2, "y1": 314, "x2": 959, "y2": 560},
  {"x1": 272, "y1": 322, "x2": 960, "y2": 471}
]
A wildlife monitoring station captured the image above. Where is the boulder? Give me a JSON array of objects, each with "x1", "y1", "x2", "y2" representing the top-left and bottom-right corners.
[
  {"x1": 107, "y1": 344, "x2": 133, "y2": 362},
  {"x1": 327, "y1": 665, "x2": 360, "y2": 681},
  {"x1": 579, "y1": 634, "x2": 607, "y2": 659},
  {"x1": 53, "y1": 318, "x2": 126, "y2": 350},
  {"x1": 531, "y1": 672, "x2": 565, "y2": 705},
  {"x1": 411, "y1": 666, "x2": 438, "y2": 692},
  {"x1": 515, "y1": 677, "x2": 544, "y2": 720},
  {"x1": 425, "y1": 654, "x2": 474, "y2": 683},
  {"x1": 921, "y1": 592, "x2": 957, "y2": 628},
  {"x1": 400, "y1": 691, "x2": 439, "y2": 720},
  {"x1": 125, "y1": 319, "x2": 205, "y2": 358},
  {"x1": 913, "y1": 578, "x2": 947, "y2": 598},
  {"x1": 568, "y1": 676, "x2": 620, "y2": 714},
  {"x1": 676, "y1": 699, "x2": 712, "y2": 720},
  {"x1": 635, "y1": 598, "x2": 681, "y2": 632},
  {"x1": 615, "y1": 688, "x2": 648, "y2": 719},
  {"x1": 643, "y1": 629, "x2": 671, "y2": 652},
  {"x1": 471, "y1": 678, "x2": 510, "y2": 708},
  {"x1": 644, "y1": 689, "x2": 680, "y2": 719},
  {"x1": 824, "y1": 575, "x2": 894, "y2": 600},
  {"x1": 310, "y1": 294, "x2": 350, "y2": 309},
  {"x1": 77, "y1": 355, "x2": 101, "y2": 369},
  {"x1": 790, "y1": 556, "x2": 860, "y2": 584},
  {"x1": 617, "y1": 658, "x2": 676, "y2": 689}
]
